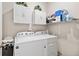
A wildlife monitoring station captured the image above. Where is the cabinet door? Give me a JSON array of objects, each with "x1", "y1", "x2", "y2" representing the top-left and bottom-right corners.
[
  {"x1": 40, "y1": 11, "x2": 46, "y2": 24},
  {"x1": 14, "y1": 4, "x2": 32, "y2": 24},
  {"x1": 14, "y1": 40, "x2": 45, "y2": 56},
  {"x1": 47, "y1": 38, "x2": 57, "y2": 56},
  {"x1": 47, "y1": 43, "x2": 57, "y2": 56},
  {"x1": 33, "y1": 10, "x2": 46, "y2": 25}
]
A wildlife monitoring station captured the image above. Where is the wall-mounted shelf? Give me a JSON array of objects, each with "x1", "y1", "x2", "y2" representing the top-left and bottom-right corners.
[{"x1": 47, "y1": 20, "x2": 77, "y2": 25}]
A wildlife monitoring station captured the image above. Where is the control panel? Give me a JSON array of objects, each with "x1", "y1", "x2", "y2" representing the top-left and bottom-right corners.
[{"x1": 16, "y1": 32, "x2": 34, "y2": 37}]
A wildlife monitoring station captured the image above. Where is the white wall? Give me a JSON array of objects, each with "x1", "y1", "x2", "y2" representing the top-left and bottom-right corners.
[
  {"x1": 47, "y1": 2, "x2": 79, "y2": 55},
  {"x1": 47, "y1": 2, "x2": 79, "y2": 37},
  {"x1": 3, "y1": 2, "x2": 47, "y2": 14}
]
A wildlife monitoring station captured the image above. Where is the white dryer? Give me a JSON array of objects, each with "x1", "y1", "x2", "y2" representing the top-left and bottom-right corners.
[{"x1": 14, "y1": 31, "x2": 57, "y2": 56}]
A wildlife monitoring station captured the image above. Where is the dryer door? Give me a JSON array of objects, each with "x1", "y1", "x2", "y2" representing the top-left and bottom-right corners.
[{"x1": 14, "y1": 40, "x2": 45, "y2": 56}]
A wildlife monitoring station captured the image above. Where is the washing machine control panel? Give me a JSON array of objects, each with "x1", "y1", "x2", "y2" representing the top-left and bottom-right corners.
[
  {"x1": 16, "y1": 32, "x2": 34, "y2": 37},
  {"x1": 16, "y1": 31, "x2": 48, "y2": 37},
  {"x1": 35, "y1": 31, "x2": 48, "y2": 35}
]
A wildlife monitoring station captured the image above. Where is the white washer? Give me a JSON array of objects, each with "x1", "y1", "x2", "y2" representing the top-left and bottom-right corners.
[{"x1": 14, "y1": 31, "x2": 57, "y2": 56}]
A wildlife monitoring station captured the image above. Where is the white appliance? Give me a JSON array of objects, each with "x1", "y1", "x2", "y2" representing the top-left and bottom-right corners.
[
  {"x1": 14, "y1": 31, "x2": 57, "y2": 56},
  {"x1": 0, "y1": 48, "x2": 2, "y2": 56}
]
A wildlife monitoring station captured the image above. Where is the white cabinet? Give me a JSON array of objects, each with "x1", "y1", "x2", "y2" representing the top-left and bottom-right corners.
[
  {"x1": 47, "y1": 38, "x2": 57, "y2": 56},
  {"x1": 14, "y1": 40, "x2": 47, "y2": 56},
  {"x1": 14, "y1": 3, "x2": 46, "y2": 25},
  {"x1": 33, "y1": 10, "x2": 46, "y2": 25},
  {"x1": 14, "y1": 4, "x2": 33, "y2": 24}
]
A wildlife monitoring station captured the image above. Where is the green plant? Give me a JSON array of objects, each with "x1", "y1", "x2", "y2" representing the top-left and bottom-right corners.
[
  {"x1": 34, "y1": 5, "x2": 42, "y2": 11},
  {"x1": 16, "y1": 2, "x2": 28, "y2": 7}
]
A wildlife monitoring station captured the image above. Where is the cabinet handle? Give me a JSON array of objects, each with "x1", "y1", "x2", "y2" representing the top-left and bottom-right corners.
[
  {"x1": 16, "y1": 46, "x2": 19, "y2": 49},
  {"x1": 44, "y1": 46, "x2": 46, "y2": 48},
  {"x1": 22, "y1": 13, "x2": 25, "y2": 17},
  {"x1": 40, "y1": 17, "x2": 42, "y2": 20}
]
